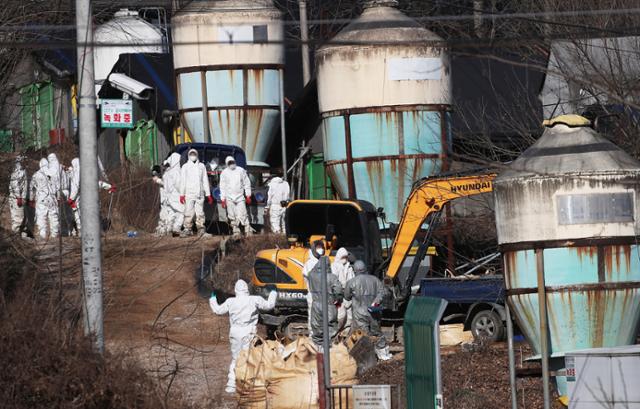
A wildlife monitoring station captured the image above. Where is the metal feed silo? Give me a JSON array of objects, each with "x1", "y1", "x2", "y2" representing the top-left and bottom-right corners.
[
  {"x1": 94, "y1": 9, "x2": 165, "y2": 94},
  {"x1": 316, "y1": 0, "x2": 451, "y2": 223},
  {"x1": 171, "y1": 0, "x2": 284, "y2": 162},
  {"x1": 494, "y1": 115, "x2": 640, "y2": 396}
]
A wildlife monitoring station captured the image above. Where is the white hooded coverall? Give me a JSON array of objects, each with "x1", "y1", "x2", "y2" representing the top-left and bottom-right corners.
[
  {"x1": 219, "y1": 158, "x2": 252, "y2": 235},
  {"x1": 153, "y1": 160, "x2": 170, "y2": 235},
  {"x1": 266, "y1": 177, "x2": 290, "y2": 233},
  {"x1": 179, "y1": 149, "x2": 211, "y2": 232},
  {"x1": 67, "y1": 157, "x2": 113, "y2": 235},
  {"x1": 331, "y1": 248, "x2": 354, "y2": 330},
  {"x1": 155, "y1": 153, "x2": 184, "y2": 234},
  {"x1": 46, "y1": 153, "x2": 68, "y2": 199},
  {"x1": 31, "y1": 158, "x2": 59, "y2": 239},
  {"x1": 9, "y1": 157, "x2": 28, "y2": 233},
  {"x1": 209, "y1": 280, "x2": 277, "y2": 392}
]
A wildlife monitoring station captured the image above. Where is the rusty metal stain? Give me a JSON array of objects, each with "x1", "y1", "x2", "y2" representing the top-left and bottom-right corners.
[
  {"x1": 506, "y1": 281, "x2": 640, "y2": 295},
  {"x1": 245, "y1": 108, "x2": 265, "y2": 160},
  {"x1": 545, "y1": 294, "x2": 562, "y2": 351},
  {"x1": 229, "y1": 69, "x2": 237, "y2": 88},
  {"x1": 585, "y1": 289, "x2": 606, "y2": 346},
  {"x1": 574, "y1": 246, "x2": 597, "y2": 262},
  {"x1": 364, "y1": 160, "x2": 384, "y2": 204},
  {"x1": 321, "y1": 104, "x2": 451, "y2": 118},
  {"x1": 324, "y1": 153, "x2": 443, "y2": 166},
  {"x1": 248, "y1": 69, "x2": 264, "y2": 102},
  {"x1": 503, "y1": 252, "x2": 518, "y2": 288},
  {"x1": 603, "y1": 244, "x2": 632, "y2": 280},
  {"x1": 398, "y1": 160, "x2": 407, "y2": 215}
]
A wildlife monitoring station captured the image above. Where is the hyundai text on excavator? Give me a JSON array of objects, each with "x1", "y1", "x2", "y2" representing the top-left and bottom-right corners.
[{"x1": 250, "y1": 173, "x2": 497, "y2": 338}]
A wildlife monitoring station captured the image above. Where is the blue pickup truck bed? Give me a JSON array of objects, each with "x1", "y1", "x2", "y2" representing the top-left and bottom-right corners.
[
  {"x1": 420, "y1": 275, "x2": 505, "y2": 304},
  {"x1": 419, "y1": 275, "x2": 507, "y2": 342}
]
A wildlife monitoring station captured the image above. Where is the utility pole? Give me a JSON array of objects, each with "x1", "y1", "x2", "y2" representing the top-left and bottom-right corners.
[
  {"x1": 76, "y1": 0, "x2": 104, "y2": 353},
  {"x1": 279, "y1": 68, "x2": 288, "y2": 180},
  {"x1": 299, "y1": 0, "x2": 311, "y2": 85},
  {"x1": 320, "y1": 256, "x2": 332, "y2": 406}
]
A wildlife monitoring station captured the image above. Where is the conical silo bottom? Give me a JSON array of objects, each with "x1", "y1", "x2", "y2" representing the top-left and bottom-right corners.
[{"x1": 504, "y1": 244, "x2": 640, "y2": 396}]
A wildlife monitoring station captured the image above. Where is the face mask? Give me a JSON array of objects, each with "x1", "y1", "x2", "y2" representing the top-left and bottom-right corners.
[
  {"x1": 229, "y1": 163, "x2": 236, "y2": 170},
  {"x1": 340, "y1": 258, "x2": 348, "y2": 265},
  {"x1": 189, "y1": 155, "x2": 197, "y2": 162},
  {"x1": 316, "y1": 247, "x2": 325, "y2": 256}
]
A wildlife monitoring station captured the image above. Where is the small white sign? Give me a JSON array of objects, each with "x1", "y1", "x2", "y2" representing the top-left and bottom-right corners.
[
  {"x1": 217, "y1": 25, "x2": 254, "y2": 43},
  {"x1": 388, "y1": 57, "x2": 443, "y2": 80},
  {"x1": 100, "y1": 99, "x2": 133, "y2": 128},
  {"x1": 353, "y1": 385, "x2": 391, "y2": 409},
  {"x1": 565, "y1": 356, "x2": 576, "y2": 382}
]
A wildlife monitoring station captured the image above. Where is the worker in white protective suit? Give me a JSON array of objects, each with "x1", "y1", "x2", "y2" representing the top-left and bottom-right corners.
[
  {"x1": 153, "y1": 159, "x2": 171, "y2": 236},
  {"x1": 46, "y1": 153, "x2": 68, "y2": 199},
  {"x1": 67, "y1": 157, "x2": 115, "y2": 236},
  {"x1": 331, "y1": 248, "x2": 355, "y2": 331},
  {"x1": 9, "y1": 156, "x2": 28, "y2": 235},
  {"x1": 219, "y1": 156, "x2": 252, "y2": 236},
  {"x1": 155, "y1": 153, "x2": 184, "y2": 236},
  {"x1": 30, "y1": 158, "x2": 59, "y2": 240},
  {"x1": 179, "y1": 149, "x2": 213, "y2": 236},
  {"x1": 209, "y1": 279, "x2": 277, "y2": 393},
  {"x1": 266, "y1": 175, "x2": 290, "y2": 233}
]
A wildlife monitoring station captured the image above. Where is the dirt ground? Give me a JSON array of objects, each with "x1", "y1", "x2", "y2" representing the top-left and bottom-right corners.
[
  {"x1": 99, "y1": 233, "x2": 239, "y2": 408},
  {"x1": 20, "y1": 232, "x2": 237, "y2": 407},
  {"x1": 16, "y1": 230, "x2": 565, "y2": 409}
]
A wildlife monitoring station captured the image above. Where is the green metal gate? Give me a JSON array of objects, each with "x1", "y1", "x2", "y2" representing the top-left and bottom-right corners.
[
  {"x1": 404, "y1": 296, "x2": 448, "y2": 409},
  {"x1": 0, "y1": 130, "x2": 13, "y2": 152},
  {"x1": 125, "y1": 119, "x2": 158, "y2": 168},
  {"x1": 306, "y1": 153, "x2": 332, "y2": 199},
  {"x1": 19, "y1": 82, "x2": 55, "y2": 149}
]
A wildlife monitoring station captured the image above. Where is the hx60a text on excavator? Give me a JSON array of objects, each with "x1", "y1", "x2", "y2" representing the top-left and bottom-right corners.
[{"x1": 250, "y1": 173, "x2": 496, "y2": 337}]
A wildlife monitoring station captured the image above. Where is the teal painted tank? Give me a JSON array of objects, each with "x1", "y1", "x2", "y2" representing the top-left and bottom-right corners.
[
  {"x1": 171, "y1": 1, "x2": 284, "y2": 161},
  {"x1": 493, "y1": 116, "x2": 640, "y2": 395},
  {"x1": 315, "y1": 0, "x2": 451, "y2": 223}
]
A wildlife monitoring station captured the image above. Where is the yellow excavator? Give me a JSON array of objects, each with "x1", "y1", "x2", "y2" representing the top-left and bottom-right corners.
[{"x1": 250, "y1": 173, "x2": 496, "y2": 336}]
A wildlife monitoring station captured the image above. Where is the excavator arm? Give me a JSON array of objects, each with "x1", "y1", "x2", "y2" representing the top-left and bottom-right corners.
[{"x1": 383, "y1": 173, "x2": 497, "y2": 296}]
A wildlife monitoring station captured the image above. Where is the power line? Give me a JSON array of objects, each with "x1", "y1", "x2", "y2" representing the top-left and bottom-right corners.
[
  {"x1": 3, "y1": 7, "x2": 640, "y2": 31},
  {"x1": 3, "y1": 26, "x2": 640, "y2": 50}
]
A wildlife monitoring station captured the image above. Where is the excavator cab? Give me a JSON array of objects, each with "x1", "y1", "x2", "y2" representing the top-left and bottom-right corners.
[
  {"x1": 285, "y1": 200, "x2": 383, "y2": 270},
  {"x1": 251, "y1": 200, "x2": 383, "y2": 332}
]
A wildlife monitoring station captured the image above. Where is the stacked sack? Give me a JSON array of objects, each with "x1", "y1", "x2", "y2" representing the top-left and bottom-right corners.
[{"x1": 235, "y1": 337, "x2": 358, "y2": 409}]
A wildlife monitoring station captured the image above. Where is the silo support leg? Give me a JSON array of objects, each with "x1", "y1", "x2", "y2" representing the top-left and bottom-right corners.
[
  {"x1": 506, "y1": 302, "x2": 517, "y2": 409},
  {"x1": 535, "y1": 249, "x2": 551, "y2": 409}
]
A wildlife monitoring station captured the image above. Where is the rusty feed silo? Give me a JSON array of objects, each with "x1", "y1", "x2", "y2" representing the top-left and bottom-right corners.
[
  {"x1": 494, "y1": 115, "x2": 640, "y2": 396},
  {"x1": 316, "y1": 0, "x2": 451, "y2": 223},
  {"x1": 171, "y1": 0, "x2": 284, "y2": 161}
]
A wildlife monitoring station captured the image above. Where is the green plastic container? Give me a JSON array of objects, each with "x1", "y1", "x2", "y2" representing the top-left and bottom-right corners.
[{"x1": 403, "y1": 296, "x2": 448, "y2": 409}]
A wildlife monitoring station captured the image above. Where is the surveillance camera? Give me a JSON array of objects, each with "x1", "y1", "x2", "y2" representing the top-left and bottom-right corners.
[{"x1": 107, "y1": 73, "x2": 153, "y2": 100}]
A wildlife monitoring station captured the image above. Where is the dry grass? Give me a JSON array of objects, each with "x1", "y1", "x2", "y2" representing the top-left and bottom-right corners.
[
  {"x1": 0, "y1": 231, "x2": 194, "y2": 409},
  {"x1": 206, "y1": 234, "x2": 288, "y2": 297}
]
